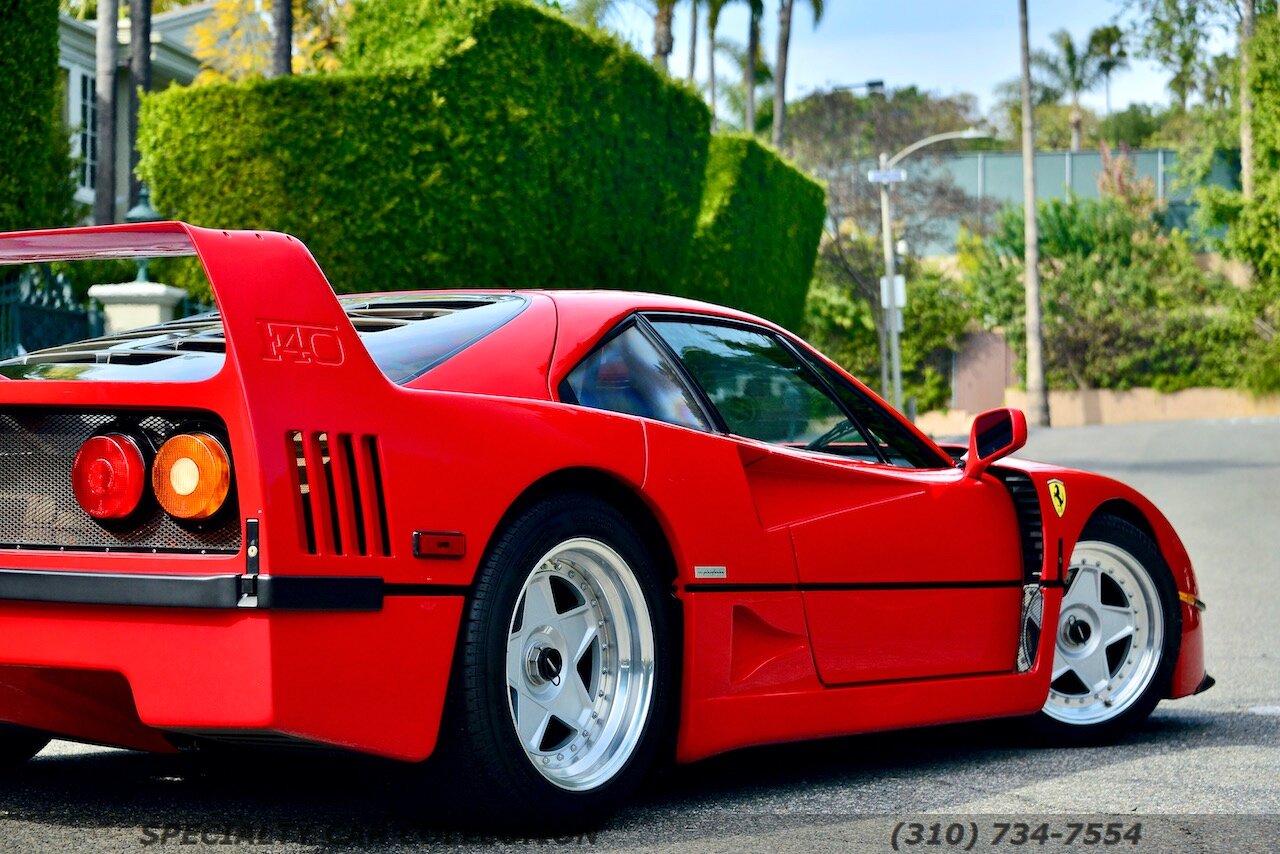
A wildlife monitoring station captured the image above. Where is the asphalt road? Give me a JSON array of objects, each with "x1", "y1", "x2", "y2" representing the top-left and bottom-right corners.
[{"x1": 1, "y1": 418, "x2": 1277, "y2": 853}]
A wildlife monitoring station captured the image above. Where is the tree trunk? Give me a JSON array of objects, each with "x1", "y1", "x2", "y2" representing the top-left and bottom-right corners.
[
  {"x1": 772, "y1": 0, "x2": 794, "y2": 149},
  {"x1": 746, "y1": 8, "x2": 759, "y2": 132},
  {"x1": 687, "y1": 0, "x2": 698, "y2": 83},
  {"x1": 94, "y1": 0, "x2": 118, "y2": 225},
  {"x1": 653, "y1": 3, "x2": 674, "y2": 72},
  {"x1": 1019, "y1": 0, "x2": 1049, "y2": 427},
  {"x1": 128, "y1": 0, "x2": 151, "y2": 210},
  {"x1": 708, "y1": 19, "x2": 718, "y2": 131},
  {"x1": 270, "y1": 0, "x2": 292, "y2": 78},
  {"x1": 1069, "y1": 95, "x2": 1081, "y2": 152},
  {"x1": 1242, "y1": 0, "x2": 1256, "y2": 201}
]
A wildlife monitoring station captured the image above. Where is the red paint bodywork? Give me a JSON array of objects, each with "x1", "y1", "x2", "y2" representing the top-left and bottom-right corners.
[{"x1": 0, "y1": 224, "x2": 1207, "y2": 766}]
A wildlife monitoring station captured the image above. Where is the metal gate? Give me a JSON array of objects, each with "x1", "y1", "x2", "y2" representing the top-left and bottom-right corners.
[{"x1": 0, "y1": 266, "x2": 104, "y2": 358}]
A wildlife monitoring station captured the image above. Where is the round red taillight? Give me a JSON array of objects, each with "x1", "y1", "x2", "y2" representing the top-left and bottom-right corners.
[{"x1": 71, "y1": 433, "x2": 148, "y2": 520}]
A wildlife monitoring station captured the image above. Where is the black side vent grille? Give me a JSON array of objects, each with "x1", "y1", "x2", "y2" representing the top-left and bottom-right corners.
[
  {"x1": 289, "y1": 431, "x2": 390, "y2": 557},
  {"x1": 993, "y1": 469, "x2": 1044, "y2": 582}
]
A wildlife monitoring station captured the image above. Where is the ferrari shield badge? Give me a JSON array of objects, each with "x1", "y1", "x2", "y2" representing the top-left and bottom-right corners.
[{"x1": 1047, "y1": 479, "x2": 1067, "y2": 517}]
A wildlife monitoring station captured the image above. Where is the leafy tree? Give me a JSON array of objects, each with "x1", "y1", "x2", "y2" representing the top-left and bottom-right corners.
[
  {"x1": 1032, "y1": 29, "x2": 1105, "y2": 151},
  {"x1": 1098, "y1": 102, "x2": 1172, "y2": 146},
  {"x1": 1124, "y1": 0, "x2": 1211, "y2": 111},
  {"x1": 961, "y1": 158, "x2": 1248, "y2": 392},
  {"x1": 0, "y1": 0, "x2": 76, "y2": 235},
  {"x1": 804, "y1": 238, "x2": 969, "y2": 412},
  {"x1": 191, "y1": 0, "x2": 348, "y2": 82},
  {"x1": 788, "y1": 86, "x2": 987, "y2": 402}
]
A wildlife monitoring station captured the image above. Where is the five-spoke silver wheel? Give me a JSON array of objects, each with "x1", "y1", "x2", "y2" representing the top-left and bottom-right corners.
[
  {"x1": 1043, "y1": 539, "x2": 1165, "y2": 726},
  {"x1": 505, "y1": 537, "x2": 657, "y2": 792}
]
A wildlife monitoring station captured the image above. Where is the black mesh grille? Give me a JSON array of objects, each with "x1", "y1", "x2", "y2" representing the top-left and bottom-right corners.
[
  {"x1": 993, "y1": 468, "x2": 1044, "y2": 582},
  {"x1": 0, "y1": 409, "x2": 241, "y2": 553}
]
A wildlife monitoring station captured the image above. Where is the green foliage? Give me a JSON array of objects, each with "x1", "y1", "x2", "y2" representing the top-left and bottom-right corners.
[
  {"x1": 142, "y1": 0, "x2": 822, "y2": 326},
  {"x1": 0, "y1": 0, "x2": 77, "y2": 236},
  {"x1": 683, "y1": 135, "x2": 824, "y2": 330},
  {"x1": 804, "y1": 236, "x2": 970, "y2": 412},
  {"x1": 961, "y1": 193, "x2": 1249, "y2": 392},
  {"x1": 143, "y1": 2, "x2": 698, "y2": 294},
  {"x1": 1098, "y1": 102, "x2": 1170, "y2": 147},
  {"x1": 1226, "y1": 15, "x2": 1280, "y2": 392}
]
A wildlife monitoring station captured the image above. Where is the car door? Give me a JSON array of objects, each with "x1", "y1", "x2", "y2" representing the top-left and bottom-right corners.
[{"x1": 646, "y1": 316, "x2": 1027, "y2": 686}]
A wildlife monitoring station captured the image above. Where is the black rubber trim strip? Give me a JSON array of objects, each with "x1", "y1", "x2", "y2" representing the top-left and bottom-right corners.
[
  {"x1": 256, "y1": 576, "x2": 383, "y2": 611},
  {"x1": 1195, "y1": 673, "x2": 1216, "y2": 695},
  {"x1": 0, "y1": 569, "x2": 240, "y2": 609},
  {"x1": 384, "y1": 583, "x2": 471, "y2": 598},
  {"x1": 0, "y1": 569, "x2": 469, "y2": 610},
  {"x1": 684, "y1": 579, "x2": 1027, "y2": 594}
]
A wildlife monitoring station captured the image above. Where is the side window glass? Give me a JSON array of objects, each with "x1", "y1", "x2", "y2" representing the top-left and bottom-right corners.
[
  {"x1": 561, "y1": 324, "x2": 712, "y2": 432},
  {"x1": 806, "y1": 356, "x2": 950, "y2": 469},
  {"x1": 649, "y1": 320, "x2": 870, "y2": 452}
]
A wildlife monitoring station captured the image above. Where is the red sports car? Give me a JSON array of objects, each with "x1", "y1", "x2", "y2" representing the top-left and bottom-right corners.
[{"x1": 0, "y1": 224, "x2": 1210, "y2": 825}]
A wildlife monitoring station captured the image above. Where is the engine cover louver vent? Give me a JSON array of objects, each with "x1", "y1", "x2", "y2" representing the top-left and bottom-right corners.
[{"x1": 290, "y1": 431, "x2": 390, "y2": 557}]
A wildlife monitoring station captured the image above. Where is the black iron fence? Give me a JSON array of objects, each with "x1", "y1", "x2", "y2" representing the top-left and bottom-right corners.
[{"x1": 0, "y1": 266, "x2": 103, "y2": 359}]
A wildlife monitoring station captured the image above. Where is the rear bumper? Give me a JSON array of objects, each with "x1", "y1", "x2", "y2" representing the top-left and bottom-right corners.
[{"x1": 0, "y1": 588, "x2": 464, "y2": 761}]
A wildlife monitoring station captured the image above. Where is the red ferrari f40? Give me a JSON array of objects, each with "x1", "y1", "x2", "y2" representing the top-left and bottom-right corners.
[{"x1": 0, "y1": 224, "x2": 1210, "y2": 825}]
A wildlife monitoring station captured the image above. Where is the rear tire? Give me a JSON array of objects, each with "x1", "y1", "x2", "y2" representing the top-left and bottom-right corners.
[
  {"x1": 0, "y1": 724, "x2": 49, "y2": 768},
  {"x1": 440, "y1": 493, "x2": 674, "y2": 829},
  {"x1": 1034, "y1": 515, "x2": 1180, "y2": 743}
]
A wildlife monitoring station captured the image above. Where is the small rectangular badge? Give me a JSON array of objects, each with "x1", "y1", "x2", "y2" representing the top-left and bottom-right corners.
[{"x1": 693, "y1": 565, "x2": 727, "y2": 580}]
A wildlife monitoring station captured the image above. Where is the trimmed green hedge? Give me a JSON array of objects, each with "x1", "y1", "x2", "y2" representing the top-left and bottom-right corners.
[
  {"x1": 683, "y1": 135, "x2": 824, "y2": 330},
  {"x1": 0, "y1": 0, "x2": 75, "y2": 234},
  {"x1": 139, "y1": 0, "x2": 824, "y2": 326}
]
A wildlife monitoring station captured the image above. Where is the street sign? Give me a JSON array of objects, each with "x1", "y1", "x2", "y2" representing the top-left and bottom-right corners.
[
  {"x1": 880, "y1": 274, "x2": 906, "y2": 310},
  {"x1": 867, "y1": 168, "x2": 907, "y2": 184}
]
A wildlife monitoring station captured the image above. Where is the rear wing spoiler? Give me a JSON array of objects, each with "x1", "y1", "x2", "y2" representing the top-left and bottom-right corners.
[{"x1": 0, "y1": 221, "x2": 389, "y2": 390}]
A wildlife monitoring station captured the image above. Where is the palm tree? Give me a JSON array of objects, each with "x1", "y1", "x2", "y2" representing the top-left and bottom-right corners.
[
  {"x1": 1019, "y1": 0, "x2": 1049, "y2": 427},
  {"x1": 707, "y1": 0, "x2": 731, "y2": 130},
  {"x1": 128, "y1": 0, "x2": 152, "y2": 208},
  {"x1": 1087, "y1": 25, "x2": 1128, "y2": 118},
  {"x1": 744, "y1": 0, "x2": 764, "y2": 131},
  {"x1": 271, "y1": 0, "x2": 291, "y2": 77},
  {"x1": 687, "y1": 0, "x2": 699, "y2": 82},
  {"x1": 653, "y1": 0, "x2": 676, "y2": 71},
  {"x1": 771, "y1": 0, "x2": 823, "y2": 150},
  {"x1": 1032, "y1": 29, "x2": 1104, "y2": 151},
  {"x1": 93, "y1": 0, "x2": 117, "y2": 224},
  {"x1": 717, "y1": 37, "x2": 773, "y2": 131}
]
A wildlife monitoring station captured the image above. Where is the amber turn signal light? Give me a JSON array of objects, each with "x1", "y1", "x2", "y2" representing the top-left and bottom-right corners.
[
  {"x1": 152, "y1": 432, "x2": 231, "y2": 520},
  {"x1": 71, "y1": 433, "x2": 148, "y2": 520}
]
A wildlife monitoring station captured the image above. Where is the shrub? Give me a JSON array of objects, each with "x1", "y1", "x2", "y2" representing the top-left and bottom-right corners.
[
  {"x1": 0, "y1": 0, "x2": 76, "y2": 236},
  {"x1": 140, "y1": 3, "x2": 709, "y2": 298},
  {"x1": 139, "y1": 0, "x2": 824, "y2": 326},
  {"x1": 683, "y1": 135, "x2": 825, "y2": 331}
]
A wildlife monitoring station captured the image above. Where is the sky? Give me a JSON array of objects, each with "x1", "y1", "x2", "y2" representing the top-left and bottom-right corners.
[{"x1": 607, "y1": 0, "x2": 1239, "y2": 116}]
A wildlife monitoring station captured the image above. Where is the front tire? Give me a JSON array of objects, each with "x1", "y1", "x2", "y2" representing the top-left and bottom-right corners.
[
  {"x1": 1035, "y1": 515, "x2": 1180, "y2": 742},
  {"x1": 442, "y1": 493, "x2": 673, "y2": 828}
]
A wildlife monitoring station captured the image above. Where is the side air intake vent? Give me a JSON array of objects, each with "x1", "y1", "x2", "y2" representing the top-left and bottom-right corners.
[
  {"x1": 290, "y1": 431, "x2": 390, "y2": 557},
  {"x1": 992, "y1": 469, "x2": 1044, "y2": 582}
]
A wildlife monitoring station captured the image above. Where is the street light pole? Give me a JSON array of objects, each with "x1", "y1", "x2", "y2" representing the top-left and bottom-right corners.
[
  {"x1": 877, "y1": 151, "x2": 902, "y2": 413},
  {"x1": 870, "y1": 127, "x2": 989, "y2": 414}
]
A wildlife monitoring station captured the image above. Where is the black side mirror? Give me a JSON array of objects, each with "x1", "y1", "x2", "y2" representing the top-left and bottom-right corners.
[{"x1": 964, "y1": 407, "x2": 1027, "y2": 479}]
